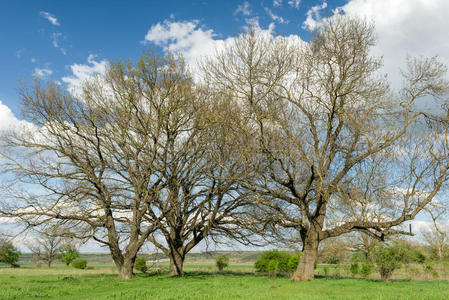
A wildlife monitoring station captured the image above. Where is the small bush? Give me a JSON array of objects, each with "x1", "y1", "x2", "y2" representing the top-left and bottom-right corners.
[
  {"x1": 134, "y1": 256, "x2": 148, "y2": 273},
  {"x1": 254, "y1": 250, "x2": 292, "y2": 273},
  {"x1": 349, "y1": 263, "x2": 359, "y2": 276},
  {"x1": 323, "y1": 254, "x2": 340, "y2": 265},
  {"x1": 359, "y1": 263, "x2": 373, "y2": 278},
  {"x1": 71, "y1": 259, "x2": 87, "y2": 269},
  {"x1": 0, "y1": 240, "x2": 21, "y2": 267},
  {"x1": 59, "y1": 245, "x2": 80, "y2": 266},
  {"x1": 215, "y1": 255, "x2": 230, "y2": 272},
  {"x1": 287, "y1": 252, "x2": 301, "y2": 272},
  {"x1": 267, "y1": 260, "x2": 279, "y2": 278},
  {"x1": 409, "y1": 249, "x2": 426, "y2": 264},
  {"x1": 372, "y1": 243, "x2": 407, "y2": 281}
]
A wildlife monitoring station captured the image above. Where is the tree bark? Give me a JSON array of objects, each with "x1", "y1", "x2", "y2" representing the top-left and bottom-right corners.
[
  {"x1": 291, "y1": 231, "x2": 319, "y2": 281},
  {"x1": 117, "y1": 258, "x2": 136, "y2": 279},
  {"x1": 169, "y1": 250, "x2": 185, "y2": 276}
]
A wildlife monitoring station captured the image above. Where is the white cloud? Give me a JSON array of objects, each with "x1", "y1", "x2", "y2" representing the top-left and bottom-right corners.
[
  {"x1": 143, "y1": 18, "x2": 303, "y2": 81},
  {"x1": 33, "y1": 67, "x2": 53, "y2": 79},
  {"x1": 264, "y1": 7, "x2": 289, "y2": 24},
  {"x1": 62, "y1": 54, "x2": 108, "y2": 96},
  {"x1": 234, "y1": 1, "x2": 251, "y2": 16},
  {"x1": 340, "y1": 0, "x2": 449, "y2": 88},
  {"x1": 40, "y1": 11, "x2": 60, "y2": 26},
  {"x1": 303, "y1": 2, "x2": 328, "y2": 30},
  {"x1": 0, "y1": 101, "x2": 31, "y2": 132},
  {"x1": 288, "y1": 0, "x2": 301, "y2": 9},
  {"x1": 273, "y1": 0, "x2": 283, "y2": 7},
  {"x1": 31, "y1": 58, "x2": 36, "y2": 63},
  {"x1": 144, "y1": 20, "x2": 226, "y2": 71}
]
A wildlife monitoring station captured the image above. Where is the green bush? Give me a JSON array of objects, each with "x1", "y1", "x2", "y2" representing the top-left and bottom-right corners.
[
  {"x1": 254, "y1": 250, "x2": 292, "y2": 273},
  {"x1": 372, "y1": 243, "x2": 407, "y2": 281},
  {"x1": 359, "y1": 263, "x2": 373, "y2": 278},
  {"x1": 322, "y1": 254, "x2": 340, "y2": 264},
  {"x1": 0, "y1": 240, "x2": 20, "y2": 267},
  {"x1": 59, "y1": 245, "x2": 80, "y2": 266},
  {"x1": 349, "y1": 263, "x2": 359, "y2": 276},
  {"x1": 71, "y1": 259, "x2": 87, "y2": 270},
  {"x1": 134, "y1": 256, "x2": 148, "y2": 273},
  {"x1": 215, "y1": 255, "x2": 230, "y2": 272},
  {"x1": 267, "y1": 259, "x2": 279, "y2": 278},
  {"x1": 408, "y1": 249, "x2": 426, "y2": 264},
  {"x1": 287, "y1": 252, "x2": 301, "y2": 272}
]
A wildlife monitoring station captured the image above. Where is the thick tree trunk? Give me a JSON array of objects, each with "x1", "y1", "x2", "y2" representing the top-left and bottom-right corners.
[
  {"x1": 169, "y1": 250, "x2": 185, "y2": 276},
  {"x1": 117, "y1": 258, "x2": 136, "y2": 279},
  {"x1": 291, "y1": 232, "x2": 319, "y2": 281}
]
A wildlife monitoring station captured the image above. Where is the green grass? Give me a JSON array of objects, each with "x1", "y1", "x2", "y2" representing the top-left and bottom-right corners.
[{"x1": 0, "y1": 271, "x2": 448, "y2": 300}]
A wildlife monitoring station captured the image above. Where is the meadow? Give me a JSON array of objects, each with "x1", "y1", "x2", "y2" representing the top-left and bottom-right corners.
[{"x1": 1, "y1": 252, "x2": 449, "y2": 300}]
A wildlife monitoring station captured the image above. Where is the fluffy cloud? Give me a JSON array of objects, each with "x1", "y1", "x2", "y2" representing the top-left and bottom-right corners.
[
  {"x1": 341, "y1": 0, "x2": 449, "y2": 87},
  {"x1": 33, "y1": 67, "x2": 53, "y2": 79},
  {"x1": 144, "y1": 20, "x2": 228, "y2": 71},
  {"x1": 302, "y1": 2, "x2": 327, "y2": 30},
  {"x1": 40, "y1": 11, "x2": 60, "y2": 26},
  {"x1": 62, "y1": 54, "x2": 108, "y2": 96},
  {"x1": 0, "y1": 100, "x2": 31, "y2": 132}
]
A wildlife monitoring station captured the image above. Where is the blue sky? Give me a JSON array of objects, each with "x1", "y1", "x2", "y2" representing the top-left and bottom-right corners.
[{"x1": 2, "y1": 0, "x2": 449, "y2": 250}]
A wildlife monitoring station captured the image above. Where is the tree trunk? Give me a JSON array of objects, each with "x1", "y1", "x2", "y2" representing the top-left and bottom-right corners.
[
  {"x1": 291, "y1": 232, "x2": 319, "y2": 281},
  {"x1": 117, "y1": 258, "x2": 136, "y2": 279},
  {"x1": 169, "y1": 250, "x2": 185, "y2": 276},
  {"x1": 47, "y1": 261, "x2": 51, "y2": 268}
]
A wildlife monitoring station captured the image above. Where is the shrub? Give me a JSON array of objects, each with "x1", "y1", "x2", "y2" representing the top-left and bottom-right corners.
[
  {"x1": 287, "y1": 252, "x2": 301, "y2": 272},
  {"x1": 71, "y1": 259, "x2": 87, "y2": 269},
  {"x1": 0, "y1": 240, "x2": 20, "y2": 267},
  {"x1": 349, "y1": 263, "x2": 359, "y2": 276},
  {"x1": 134, "y1": 256, "x2": 148, "y2": 273},
  {"x1": 322, "y1": 254, "x2": 340, "y2": 264},
  {"x1": 267, "y1": 260, "x2": 279, "y2": 278},
  {"x1": 359, "y1": 263, "x2": 373, "y2": 278},
  {"x1": 215, "y1": 255, "x2": 230, "y2": 272},
  {"x1": 372, "y1": 243, "x2": 407, "y2": 281},
  {"x1": 254, "y1": 250, "x2": 292, "y2": 273},
  {"x1": 59, "y1": 245, "x2": 80, "y2": 266},
  {"x1": 408, "y1": 249, "x2": 426, "y2": 264}
]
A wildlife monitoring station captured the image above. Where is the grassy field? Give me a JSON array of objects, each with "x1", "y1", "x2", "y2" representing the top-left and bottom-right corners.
[
  {"x1": 2, "y1": 252, "x2": 449, "y2": 299},
  {"x1": 1, "y1": 271, "x2": 448, "y2": 300}
]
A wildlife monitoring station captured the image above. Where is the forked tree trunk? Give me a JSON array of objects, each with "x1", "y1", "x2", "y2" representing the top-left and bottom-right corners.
[
  {"x1": 291, "y1": 232, "x2": 319, "y2": 281},
  {"x1": 169, "y1": 250, "x2": 185, "y2": 276},
  {"x1": 117, "y1": 257, "x2": 136, "y2": 279}
]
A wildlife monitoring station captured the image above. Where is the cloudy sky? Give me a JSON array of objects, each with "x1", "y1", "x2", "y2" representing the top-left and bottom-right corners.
[{"x1": 1, "y1": 0, "x2": 449, "y2": 250}]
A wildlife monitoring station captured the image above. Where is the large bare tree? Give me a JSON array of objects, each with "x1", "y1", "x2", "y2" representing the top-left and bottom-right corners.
[
  {"x1": 0, "y1": 50, "x2": 251, "y2": 278},
  {"x1": 0, "y1": 52, "x2": 191, "y2": 278},
  {"x1": 203, "y1": 16, "x2": 449, "y2": 281}
]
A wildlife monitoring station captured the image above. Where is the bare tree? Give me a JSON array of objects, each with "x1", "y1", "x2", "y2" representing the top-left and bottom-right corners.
[
  {"x1": 203, "y1": 16, "x2": 449, "y2": 281},
  {"x1": 27, "y1": 227, "x2": 63, "y2": 268},
  {"x1": 0, "y1": 51, "x2": 182, "y2": 278},
  {"x1": 422, "y1": 224, "x2": 449, "y2": 260},
  {"x1": 0, "y1": 50, "x2": 251, "y2": 278}
]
